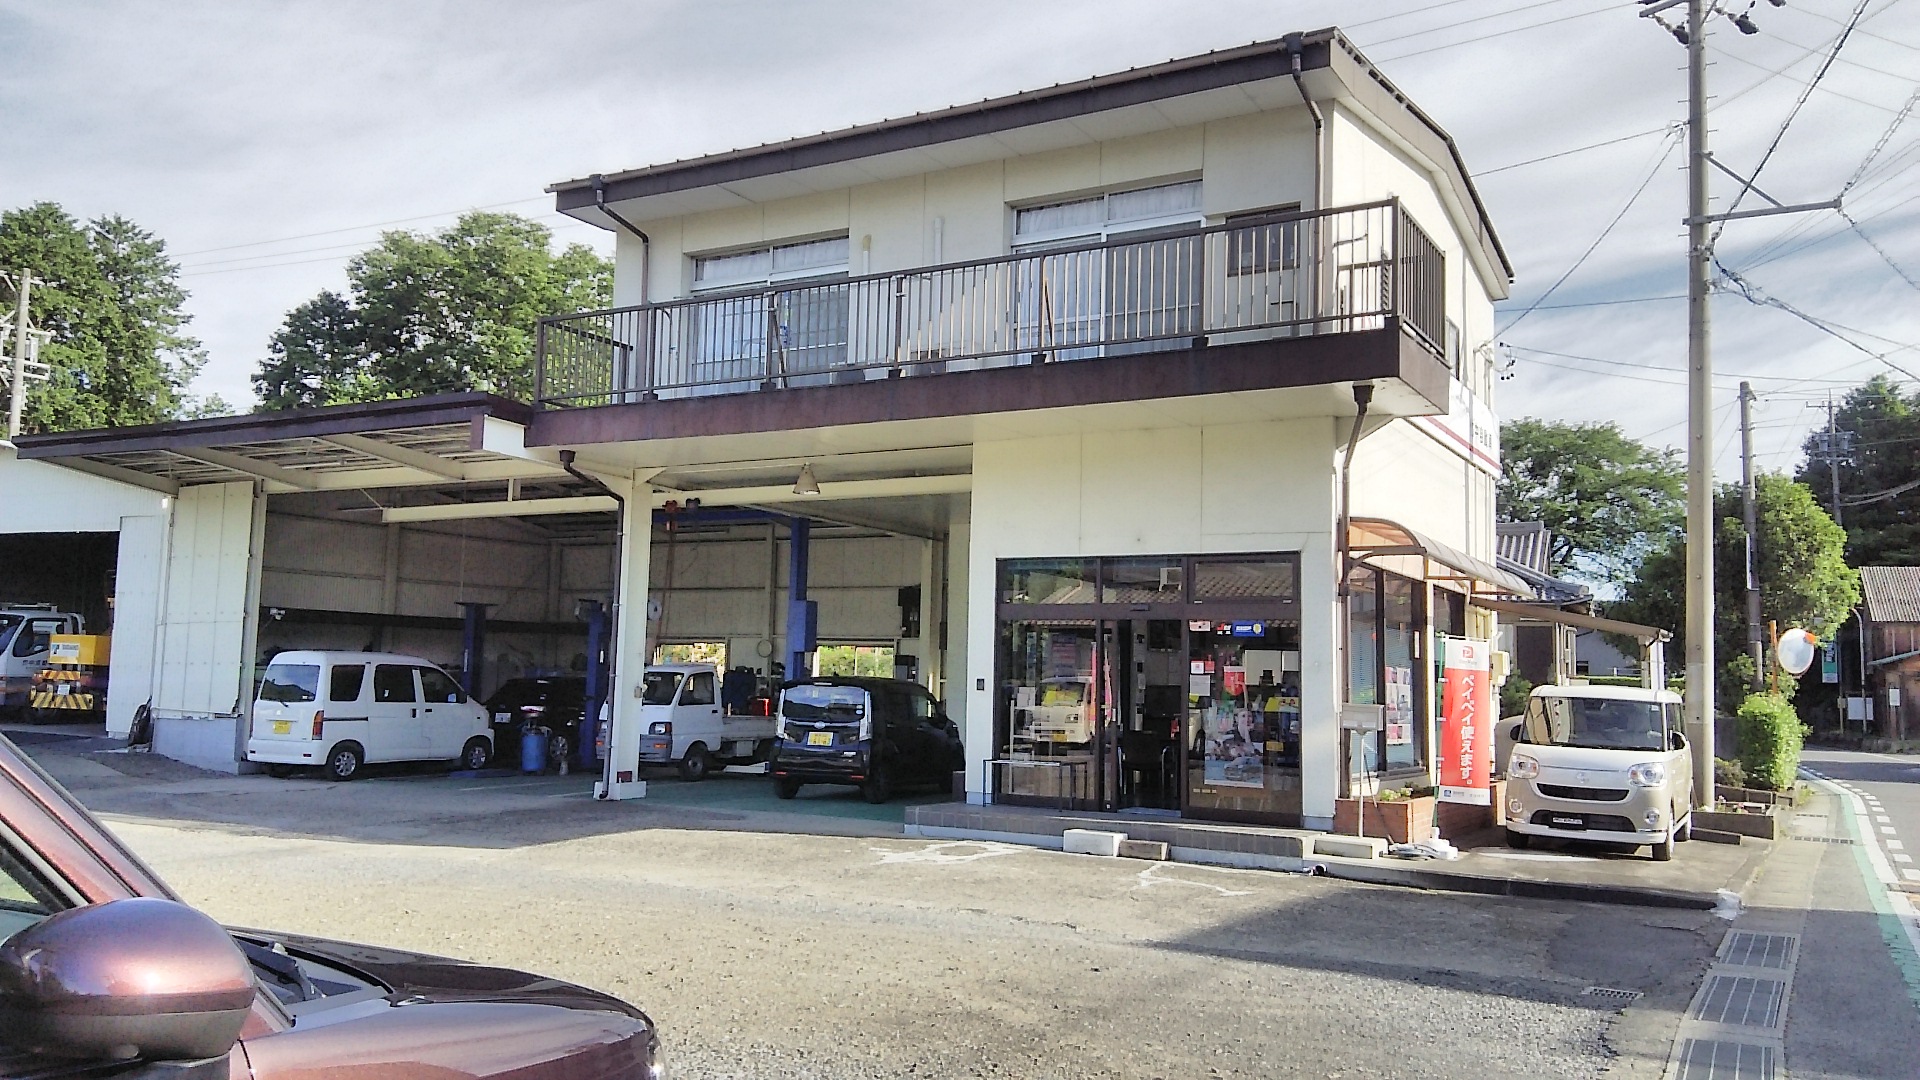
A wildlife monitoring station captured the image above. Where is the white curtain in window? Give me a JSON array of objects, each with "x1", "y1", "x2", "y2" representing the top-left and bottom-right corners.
[{"x1": 1106, "y1": 180, "x2": 1201, "y2": 224}]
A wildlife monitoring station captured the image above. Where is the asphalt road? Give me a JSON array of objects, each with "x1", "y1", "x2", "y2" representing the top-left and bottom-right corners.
[{"x1": 20, "y1": 736, "x2": 1729, "y2": 1080}]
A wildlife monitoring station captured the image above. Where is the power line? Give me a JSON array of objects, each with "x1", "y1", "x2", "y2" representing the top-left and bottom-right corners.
[
  {"x1": 1373, "y1": 3, "x2": 1620, "y2": 62},
  {"x1": 1715, "y1": 261, "x2": 1920, "y2": 381},
  {"x1": 1495, "y1": 125, "x2": 1684, "y2": 335},
  {"x1": 170, "y1": 196, "x2": 554, "y2": 258},
  {"x1": 1473, "y1": 126, "x2": 1672, "y2": 177}
]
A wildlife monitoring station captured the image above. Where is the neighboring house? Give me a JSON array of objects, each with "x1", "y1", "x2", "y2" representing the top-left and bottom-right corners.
[
  {"x1": 1860, "y1": 566, "x2": 1920, "y2": 742},
  {"x1": 9, "y1": 28, "x2": 1522, "y2": 829}
]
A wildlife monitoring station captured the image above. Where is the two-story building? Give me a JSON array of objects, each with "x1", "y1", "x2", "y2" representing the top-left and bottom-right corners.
[{"x1": 5, "y1": 27, "x2": 1525, "y2": 830}]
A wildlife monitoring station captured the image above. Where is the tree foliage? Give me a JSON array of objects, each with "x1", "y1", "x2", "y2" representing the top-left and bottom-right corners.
[
  {"x1": 254, "y1": 213, "x2": 611, "y2": 409},
  {"x1": 1795, "y1": 375, "x2": 1920, "y2": 566},
  {"x1": 1612, "y1": 474, "x2": 1860, "y2": 707},
  {"x1": 0, "y1": 202, "x2": 206, "y2": 432},
  {"x1": 1498, "y1": 418, "x2": 1684, "y2": 584}
]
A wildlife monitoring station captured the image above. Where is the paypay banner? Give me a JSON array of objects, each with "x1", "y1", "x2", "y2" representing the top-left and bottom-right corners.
[{"x1": 1438, "y1": 637, "x2": 1493, "y2": 806}]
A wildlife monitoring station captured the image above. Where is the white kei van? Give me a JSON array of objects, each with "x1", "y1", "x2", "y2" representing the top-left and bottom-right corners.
[
  {"x1": 1505, "y1": 684, "x2": 1694, "y2": 861},
  {"x1": 245, "y1": 651, "x2": 492, "y2": 780}
]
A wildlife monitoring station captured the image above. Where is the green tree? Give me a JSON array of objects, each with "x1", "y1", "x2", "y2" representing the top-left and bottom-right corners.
[
  {"x1": 1612, "y1": 474, "x2": 1860, "y2": 707},
  {"x1": 0, "y1": 202, "x2": 204, "y2": 432},
  {"x1": 254, "y1": 213, "x2": 611, "y2": 409},
  {"x1": 1796, "y1": 375, "x2": 1920, "y2": 566},
  {"x1": 1498, "y1": 418, "x2": 1685, "y2": 584}
]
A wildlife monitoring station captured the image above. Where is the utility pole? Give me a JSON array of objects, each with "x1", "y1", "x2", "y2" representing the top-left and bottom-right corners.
[
  {"x1": 1740, "y1": 382, "x2": 1762, "y2": 691},
  {"x1": 1638, "y1": 0, "x2": 1833, "y2": 809},
  {"x1": 1682, "y1": 0, "x2": 1716, "y2": 812},
  {"x1": 6, "y1": 270, "x2": 30, "y2": 440},
  {"x1": 1808, "y1": 395, "x2": 1853, "y2": 527}
]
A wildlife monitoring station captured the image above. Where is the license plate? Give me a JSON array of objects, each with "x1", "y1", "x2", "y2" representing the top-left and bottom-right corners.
[
  {"x1": 1549, "y1": 815, "x2": 1585, "y2": 829},
  {"x1": 806, "y1": 731, "x2": 833, "y2": 747},
  {"x1": 54, "y1": 684, "x2": 70, "y2": 696},
  {"x1": 272, "y1": 721, "x2": 291, "y2": 735},
  {"x1": 494, "y1": 712, "x2": 511, "y2": 724}
]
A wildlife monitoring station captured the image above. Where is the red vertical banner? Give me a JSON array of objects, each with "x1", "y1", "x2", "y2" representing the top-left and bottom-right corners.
[{"x1": 1438, "y1": 637, "x2": 1493, "y2": 805}]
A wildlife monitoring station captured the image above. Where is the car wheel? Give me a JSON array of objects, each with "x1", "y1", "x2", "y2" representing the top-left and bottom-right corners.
[
  {"x1": 1651, "y1": 827, "x2": 1675, "y2": 862},
  {"x1": 1504, "y1": 828, "x2": 1531, "y2": 850},
  {"x1": 861, "y1": 767, "x2": 893, "y2": 805},
  {"x1": 774, "y1": 776, "x2": 802, "y2": 800},
  {"x1": 460, "y1": 738, "x2": 491, "y2": 772},
  {"x1": 548, "y1": 732, "x2": 572, "y2": 771},
  {"x1": 265, "y1": 764, "x2": 295, "y2": 779},
  {"x1": 1675, "y1": 813, "x2": 1692, "y2": 843},
  {"x1": 325, "y1": 743, "x2": 363, "y2": 782},
  {"x1": 679, "y1": 743, "x2": 713, "y2": 781}
]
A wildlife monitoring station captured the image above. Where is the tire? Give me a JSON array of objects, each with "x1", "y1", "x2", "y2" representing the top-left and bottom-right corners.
[
  {"x1": 549, "y1": 733, "x2": 572, "y2": 772},
  {"x1": 861, "y1": 766, "x2": 893, "y2": 805},
  {"x1": 679, "y1": 743, "x2": 713, "y2": 781},
  {"x1": 1651, "y1": 828, "x2": 1675, "y2": 862},
  {"x1": 1675, "y1": 813, "x2": 1693, "y2": 843},
  {"x1": 265, "y1": 764, "x2": 295, "y2": 779},
  {"x1": 460, "y1": 738, "x2": 491, "y2": 772},
  {"x1": 774, "y1": 776, "x2": 802, "y2": 800},
  {"x1": 324, "y1": 742, "x2": 364, "y2": 782},
  {"x1": 1504, "y1": 828, "x2": 1532, "y2": 850}
]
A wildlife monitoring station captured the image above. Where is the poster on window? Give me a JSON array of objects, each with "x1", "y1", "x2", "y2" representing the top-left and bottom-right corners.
[
  {"x1": 1384, "y1": 665, "x2": 1414, "y2": 746},
  {"x1": 1203, "y1": 705, "x2": 1264, "y2": 787},
  {"x1": 1438, "y1": 638, "x2": 1493, "y2": 805}
]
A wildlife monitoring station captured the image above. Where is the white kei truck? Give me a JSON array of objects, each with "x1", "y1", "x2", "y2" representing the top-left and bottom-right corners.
[{"x1": 632, "y1": 663, "x2": 776, "y2": 780}]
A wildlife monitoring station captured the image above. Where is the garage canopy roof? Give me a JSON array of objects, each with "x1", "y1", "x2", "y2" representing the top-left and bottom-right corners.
[
  {"x1": 1347, "y1": 517, "x2": 1536, "y2": 600},
  {"x1": 9, "y1": 394, "x2": 577, "y2": 496}
]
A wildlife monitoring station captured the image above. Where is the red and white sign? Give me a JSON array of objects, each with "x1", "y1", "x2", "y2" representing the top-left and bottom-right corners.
[{"x1": 1438, "y1": 637, "x2": 1493, "y2": 805}]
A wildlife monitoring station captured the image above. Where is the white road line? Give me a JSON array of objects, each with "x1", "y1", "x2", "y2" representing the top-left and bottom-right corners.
[
  {"x1": 1906, "y1": 870, "x2": 1920, "y2": 882},
  {"x1": 1896, "y1": 854, "x2": 1914, "y2": 864},
  {"x1": 1803, "y1": 774, "x2": 1920, "y2": 971},
  {"x1": 1891, "y1": 839, "x2": 1906, "y2": 850},
  {"x1": 1877, "y1": 815, "x2": 1892, "y2": 823},
  {"x1": 1884, "y1": 826, "x2": 1899, "y2": 835}
]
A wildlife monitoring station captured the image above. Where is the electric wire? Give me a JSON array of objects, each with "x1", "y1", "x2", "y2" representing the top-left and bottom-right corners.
[
  {"x1": 1496, "y1": 125, "x2": 1684, "y2": 335},
  {"x1": 1715, "y1": 261, "x2": 1920, "y2": 381},
  {"x1": 1474, "y1": 126, "x2": 1674, "y2": 178}
]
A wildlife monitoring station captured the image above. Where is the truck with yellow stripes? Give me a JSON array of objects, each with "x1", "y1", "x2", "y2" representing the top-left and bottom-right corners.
[
  {"x1": 29, "y1": 633, "x2": 110, "y2": 721},
  {"x1": 0, "y1": 607, "x2": 85, "y2": 718}
]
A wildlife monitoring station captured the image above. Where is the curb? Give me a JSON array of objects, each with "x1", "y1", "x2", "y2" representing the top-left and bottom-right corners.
[{"x1": 1310, "y1": 856, "x2": 1724, "y2": 910}]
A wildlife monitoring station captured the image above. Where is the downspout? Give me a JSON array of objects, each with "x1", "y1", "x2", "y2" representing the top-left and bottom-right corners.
[
  {"x1": 1337, "y1": 384, "x2": 1374, "y2": 601},
  {"x1": 592, "y1": 175, "x2": 652, "y2": 397},
  {"x1": 1285, "y1": 33, "x2": 1325, "y2": 212},
  {"x1": 560, "y1": 450, "x2": 627, "y2": 797},
  {"x1": 1337, "y1": 382, "x2": 1373, "y2": 808}
]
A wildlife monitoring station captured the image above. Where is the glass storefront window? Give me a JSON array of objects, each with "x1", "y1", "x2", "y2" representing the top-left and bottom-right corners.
[
  {"x1": 1102, "y1": 557, "x2": 1184, "y2": 604},
  {"x1": 1193, "y1": 558, "x2": 1297, "y2": 601},
  {"x1": 996, "y1": 620, "x2": 1100, "y2": 806},
  {"x1": 1186, "y1": 619, "x2": 1303, "y2": 819},
  {"x1": 1382, "y1": 574, "x2": 1421, "y2": 770},
  {"x1": 1000, "y1": 559, "x2": 1098, "y2": 605}
]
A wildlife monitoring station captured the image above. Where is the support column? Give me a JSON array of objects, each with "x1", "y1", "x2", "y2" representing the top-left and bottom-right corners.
[
  {"x1": 597, "y1": 474, "x2": 653, "y2": 801},
  {"x1": 1298, "y1": 529, "x2": 1341, "y2": 830},
  {"x1": 458, "y1": 602, "x2": 490, "y2": 698},
  {"x1": 785, "y1": 517, "x2": 815, "y2": 681}
]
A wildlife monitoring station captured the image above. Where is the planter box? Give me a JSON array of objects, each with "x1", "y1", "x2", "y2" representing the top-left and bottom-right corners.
[
  {"x1": 1435, "y1": 779, "x2": 1506, "y2": 839},
  {"x1": 1717, "y1": 785, "x2": 1797, "y2": 807},
  {"x1": 1334, "y1": 795, "x2": 1436, "y2": 844},
  {"x1": 1695, "y1": 807, "x2": 1779, "y2": 840}
]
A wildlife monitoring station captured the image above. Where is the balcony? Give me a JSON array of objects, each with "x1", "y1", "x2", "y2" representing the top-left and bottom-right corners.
[{"x1": 534, "y1": 200, "x2": 1445, "y2": 409}]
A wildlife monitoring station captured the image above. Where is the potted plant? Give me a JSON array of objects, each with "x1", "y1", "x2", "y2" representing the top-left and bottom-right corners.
[{"x1": 1334, "y1": 786, "x2": 1437, "y2": 844}]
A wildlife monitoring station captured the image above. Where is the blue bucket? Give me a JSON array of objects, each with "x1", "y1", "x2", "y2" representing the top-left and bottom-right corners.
[{"x1": 520, "y1": 728, "x2": 548, "y2": 774}]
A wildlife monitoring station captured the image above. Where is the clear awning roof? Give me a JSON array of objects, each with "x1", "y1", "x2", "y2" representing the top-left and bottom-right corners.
[{"x1": 1347, "y1": 517, "x2": 1537, "y2": 599}]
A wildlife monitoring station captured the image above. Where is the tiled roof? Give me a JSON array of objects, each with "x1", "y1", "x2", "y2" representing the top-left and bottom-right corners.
[
  {"x1": 1861, "y1": 565, "x2": 1920, "y2": 624},
  {"x1": 1496, "y1": 521, "x2": 1552, "y2": 574}
]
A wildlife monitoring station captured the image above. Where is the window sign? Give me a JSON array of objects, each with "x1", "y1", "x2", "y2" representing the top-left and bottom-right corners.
[
  {"x1": 1438, "y1": 638, "x2": 1493, "y2": 805},
  {"x1": 1229, "y1": 621, "x2": 1266, "y2": 638}
]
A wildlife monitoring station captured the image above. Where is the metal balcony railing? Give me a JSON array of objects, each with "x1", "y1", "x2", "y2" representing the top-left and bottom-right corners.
[{"x1": 535, "y1": 199, "x2": 1445, "y2": 408}]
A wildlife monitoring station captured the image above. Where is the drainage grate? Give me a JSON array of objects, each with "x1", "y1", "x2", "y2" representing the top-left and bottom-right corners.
[
  {"x1": 1720, "y1": 932, "x2": 1797, "y2": 970},
  {"x1": 1581, "y1": 985, "x2": 1644, "y2": 1006},
  {"x1": 1789, "y1": 834, "x2": 1857, "y2": 845},
  {"x1": 1673, "y1": 1038, "x2": 1778, "y2": 1080},
  {"x1": 1693, "y1": 976, "x2": 1785, "y2": 1029}
]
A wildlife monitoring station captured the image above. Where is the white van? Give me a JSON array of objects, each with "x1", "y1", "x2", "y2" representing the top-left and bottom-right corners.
[
  {"x1": 633, "y1": 664, "x2": 776, "y2": 780},
  {"x1": 245, "y1": 651, "x2": 492, "y2": 781},
  {"x1": 1505, "y1": 683, "x2": 1694, "y2": 861}
]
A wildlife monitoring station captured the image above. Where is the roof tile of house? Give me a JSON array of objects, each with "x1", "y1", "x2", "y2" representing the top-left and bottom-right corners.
[{"x1": 1861, "y1": 565, "x2": 1920, "y2": 625}]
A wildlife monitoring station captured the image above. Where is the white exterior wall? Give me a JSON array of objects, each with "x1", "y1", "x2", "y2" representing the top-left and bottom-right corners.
[
  {"x1": 0, "y1": 448, "x2": 175, "y2": 738},
  {"x1": 965, "y1": 420, "x2": 1342, "y2": 824},
  {"x1": 152, "y1": 482, "x2": 263, "y2": 772},
  {"x1": 615, "y1": 115, "x2": 1320, "y2": 303}
]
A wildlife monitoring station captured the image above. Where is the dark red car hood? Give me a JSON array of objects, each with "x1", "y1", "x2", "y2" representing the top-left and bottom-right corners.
[{"x1": 239, "y1": 927, "x2": 647, "y2": 1020}]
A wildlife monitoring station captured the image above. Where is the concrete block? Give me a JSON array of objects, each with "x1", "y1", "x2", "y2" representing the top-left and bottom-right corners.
[
  {"x1": 1117, "y1": 838, "x2": 1170, "y2": 861},
  {"x1": 1309, "y1": 834, "x2": 1387, "y2": 860},
  {"x1": 1062, "y1": 829, "x2": 1125, "y2": 857}
]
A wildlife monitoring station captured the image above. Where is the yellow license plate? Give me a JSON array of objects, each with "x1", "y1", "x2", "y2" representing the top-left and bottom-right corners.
[
  {"x1": 806, "y1": 731, "x2": 833, "y2": 747},
  {"x1": 272, "y1": 721, "x2": 291, "y2": 735}
]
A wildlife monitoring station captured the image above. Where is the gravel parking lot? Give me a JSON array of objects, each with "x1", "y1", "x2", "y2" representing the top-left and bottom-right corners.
[{"x1": 29, "y1": 737, "x2": 1720, "y2": 1079}]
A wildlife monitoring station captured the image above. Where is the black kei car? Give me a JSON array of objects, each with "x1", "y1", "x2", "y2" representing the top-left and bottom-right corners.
[
  {"x1": 484, "y1": 676, "x2": 587, "y2": 768},
  {"x1": 769, "y1": 677, "x2": 964, "y2": 803}
]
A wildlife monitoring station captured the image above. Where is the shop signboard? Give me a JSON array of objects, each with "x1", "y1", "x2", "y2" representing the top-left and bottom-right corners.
[
  {"x1": 1437, "y1": 637, "x2": 1493, "y2": 805},
  {"x1": 1821, "y1": 644, "x2": 1839, "y2": 684}
]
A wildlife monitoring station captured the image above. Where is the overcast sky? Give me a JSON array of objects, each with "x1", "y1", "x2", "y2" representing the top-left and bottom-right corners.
[{"x1": 3, "y1": 0, "x2": 1917, "y2": 480}]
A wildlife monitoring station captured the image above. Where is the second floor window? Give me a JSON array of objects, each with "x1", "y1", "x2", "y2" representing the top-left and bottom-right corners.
[
  {"x1": 694, "y1": 236, "x2": 849, "y2": 292},
  {"x1": 687, "y1": 236, "x2": 852, "y2": 379}
]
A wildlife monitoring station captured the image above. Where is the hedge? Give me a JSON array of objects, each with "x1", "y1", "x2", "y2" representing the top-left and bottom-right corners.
[{"x1": 1736, "y1": 692, "x2": 1805, "y2": 791}]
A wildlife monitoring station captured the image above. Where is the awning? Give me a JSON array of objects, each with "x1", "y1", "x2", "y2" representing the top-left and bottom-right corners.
[
  {"x1": 1347, "y1": 517, "x2": 1536, "y2": 599},
  {"x1": 1467, "y1": 596, "x2": 1672, "y2": 645}
]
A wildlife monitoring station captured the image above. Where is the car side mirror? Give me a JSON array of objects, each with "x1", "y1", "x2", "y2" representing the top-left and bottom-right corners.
[
  {"x1": 1670, "y1": 730, "x2": 1688, "y2": 751},
  {"x1": 1507, "y1": 723, "x2": 1523, "y2": 742},
  {"x1": 0, "y1": 898, "x2": 255, "y2": 1062}
]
